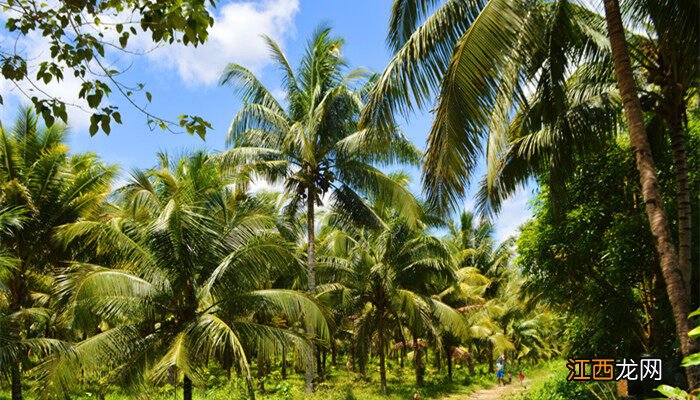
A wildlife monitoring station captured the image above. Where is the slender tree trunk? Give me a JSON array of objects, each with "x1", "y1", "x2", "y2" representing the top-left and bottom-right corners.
[
  {"x1": 316, "y1": 347, "x2": 324, "y2": 381},
  {"x1": 435, "y1": 347, "x2": 441, "y2": 371},
  {"x1": 414, "y1": 334, "x2": 424, "y2": 386},
  {"x1": 281, "y1": 345, "x2": 287, "y2": 379},
  {"x1": 668, "y1": 116, "x2": 692, "y2": 298},
  {"x1": 322, "y1": 348, "x2": 327, "y2": 375},
  {"x1": 306, "y1": 185, "x2": 316, "y2": 392},
  {"x1": 603, "y1": 0, "x2": 699, "y2": 387},
  {"x1": 446, "y1": 347, "x2": 453, "y2": 382},
  {"x1": 222, "y1": 355, "x2": 233, "y2": 381},
  {"x1": 307, "y1": 185, "x2": 317, "y2": 295},
  {"x1": 244, "y1": 373, "x2": 257, "y2": 400},
  {"x1": 257, "y1": 356, "x2": 266, "y2": 392},
  {"x1": 379, "y1": 332, "x2": 387, "y2": 393},
  {"x1": 10, "y1": 273, "x2": 24, "y2": 400},
  {"x1": 183, "y1": 375, "x2": 193, "y2": 400},
  {"x1": 331, "y1": 340, "x2": 337, "y2": 366},
  {"x1": 11, "y1": 364, "x2": 22, "y2": 400}
]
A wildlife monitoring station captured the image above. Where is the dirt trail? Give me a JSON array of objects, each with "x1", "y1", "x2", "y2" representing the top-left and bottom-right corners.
[{"x1": 441, "y1": 380, "x2": 531, "y2": 400}]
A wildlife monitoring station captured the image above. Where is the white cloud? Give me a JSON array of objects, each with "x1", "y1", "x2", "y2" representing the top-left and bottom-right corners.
[
  {"x1": 150, "y1": 0, "x2": 299, "y2": 86},
  {"x1": 493, "y1": 186, "x2": 534, "y2": 244},
  {"x1": 0, "y1": 30, "x2": 96, "y2": 130},
  {"x1": 0, "y1": 0, "x2": 299, "y2": 129},
  {"x1": 248, "y1": 176, "x2": 285, "y2": 194}
]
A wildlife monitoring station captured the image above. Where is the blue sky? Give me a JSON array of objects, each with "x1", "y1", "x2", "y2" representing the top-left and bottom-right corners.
[{"x1": 0, "y1": 0, "x2": 534, "y2": 242}]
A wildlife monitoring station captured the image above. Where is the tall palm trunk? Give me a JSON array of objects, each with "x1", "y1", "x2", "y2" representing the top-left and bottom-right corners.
[
  {"x1": 413, "y1": 333, "x2": 424, "y2": 386},
  {"x1": 467, "y1": 349, "x2": 475, "y2": 376},
  {"x1": 446, "y1": 346, "x2": 453, "y2": 382},
  {"x1": 668, "y1": 116, "x2": 692, "y2": 298},
  {"x1": 10, "y1": 272, "x2": 25, "y2": 400},
  {"x1": 602, "y1": 0, "x2": 699, "y2": 387},
  {"x1": 305, "y1": 184, "x2": 316, "y2": 393},
  {"x1": 379, "y1": 331, "x2": 387, "y2": 393},
  {"x1": 281, "y1": 344, "x2": 287, "y2": 379},
  {"x1": 11, "y1": 364, "x2": 22, "y2": 400},
  {"x1": 183, "y1": 375, "x2": 193, "y2": 400}
]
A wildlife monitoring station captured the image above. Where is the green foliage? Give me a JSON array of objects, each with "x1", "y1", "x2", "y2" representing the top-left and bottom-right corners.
[
  {"x1": 2, "y1": 0, "x2": 215, "y2": 135},
  {"x1": 219, "y1": 26, "x2": 423, "y2": 232},
  {"x1": 514, "y1": 373, "x2": 597, "y2": 400},
  {"x1": 317, "y1": 200, "x2": 463, "y2": 387},
  {"x1": 364, "y1": 0, "x2": 610, "y2": 213},
  {"x1": 0, "y1": 108, "x2": 116, "y2": 391},
  {"x1": 45, "y1": 152, "x2": 328, "y2": 399},
  {"x1": 515, "y1": 134, "x2": 691, "y2": 359}
]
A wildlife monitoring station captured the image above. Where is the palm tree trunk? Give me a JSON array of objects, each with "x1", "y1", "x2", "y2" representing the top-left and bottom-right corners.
[
  {"x1": 602, "y1": 0, "x2": 699, "y2": 387},
  {"x1": 307, "y1": 186, "x2": 317, "y2": 295},
  {"x1": 488, "y1": 345, "x2": 494, "y2": 373},
  {"x1": 257, "y1": 356, "x2": 266, "y2": 392},
  {"x1": 668, "y1": 116, "x2": 692, "y2": 298},
  {"x1": 243, "y1": 372, "x2": 257, "y2": 400},
  {"x1": 316, "y1": 347, "x2": 324, "y2": 381},
  {"x1": 183, "y1": 375, "x2": 193, "y2": 400},
  {"x1": 305, "y1": 185, "x2": 316, "y2": 393},
  {"x1": 414, "y1": 333, "x2": 424, "y2": 386},
  {"x1": 379, "y1": 332, "x2": 387, "y2": 393},
  {"x1": 468, "y1": 355, "x2": 475, "y2": 375},
  {"x1": 446, "y1": 347, "x2": 453, "y2": 382},
  {"x1": 281, "y1": 345, "x2": 287, "y2": 379},
  {"x1": 10, "y1": 276, "x2": 24, "y2": 400},
  {"x1": 11, "y1": 363, "x2": 22, "y2": 400},
  {"x1": 331, "y1": 340, "x2": 337, "y2": 366}
]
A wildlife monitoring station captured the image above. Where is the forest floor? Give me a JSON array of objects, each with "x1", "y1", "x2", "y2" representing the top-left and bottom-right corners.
[
  {"x1": 442, "y1": 380, "x2": 530, "y2": 400},
  {"x1": 0, "y1": 361, "x2": 560, "y2": 399},
  {"x1": 440, "y1": 362, "x2": 557, "y2": 400}
]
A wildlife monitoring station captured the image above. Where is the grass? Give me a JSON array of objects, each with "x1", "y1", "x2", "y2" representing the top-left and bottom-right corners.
[
  {"x1": 503, "y1": 361, "x2": 559, "y2": 400},
  {"x1": 1, "y1": 358, "x2": 558, "y2": 400}
]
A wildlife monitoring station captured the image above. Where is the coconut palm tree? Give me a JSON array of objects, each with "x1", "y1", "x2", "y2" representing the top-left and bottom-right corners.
[
  {"x1": 602, "y1": 0, "x2": 697, "y2": 385},
  {"x1": 0, "y1": 108, "x2": 116, "y2": 400},
  {"x1": 39, "y1": 152, "x2": 329, "y2": 400},
  {"x1": 498, "y1": 275, "x2": 559, "y2": 364},
  {"x1": 218, "y1": 26, "x2": 422, "y2": 391},
  {"x1": 438, "y1": 212, "x2": 516, "y2": 378},
  {"x1": 365, "y1": 0, "x2": 698, "y2": 385},
  {"x1": 626, "y1": 0, "x2": 699, "y2": 300},
  {"x1": 316, "y1": 188, "x2": 465, "y2": 392}
]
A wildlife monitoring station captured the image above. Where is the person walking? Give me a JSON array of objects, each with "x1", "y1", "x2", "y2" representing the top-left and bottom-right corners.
[{"x1": 495, "y1": 354, "x2": 506, "y2": 386}]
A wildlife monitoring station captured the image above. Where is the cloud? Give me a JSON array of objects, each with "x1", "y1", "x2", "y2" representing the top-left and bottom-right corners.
[
  {"x1": 493, "y1": 186, "x2": 534, "y2": 244},
  {"x1": 0, "y1": 30, "x2": 96, "y2": 130},
  {"x1": 150, "y1": 0, "x2": 299, "y2": 86},
  {"x1": 0, "y1": 0, "x2": 299, "y2": 129}
]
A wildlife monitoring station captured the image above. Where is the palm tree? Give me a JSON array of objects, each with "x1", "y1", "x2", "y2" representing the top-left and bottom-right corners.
[
  {"x1": 40, "y1": 152, "x2": 329, "y2": 400},
  {"x1": 361, "y1": 0, "x2": 608, "y2": 212},
  {"x1": 439, "y1": 212, "x2": 515, "y2": 378},
  {"x1": 316, "y1": 189, "x2": 465, "y2": 392},
  {"x1": 365, "y1": 0, "x2": 698, "y2": 385},
  {"x1": 498, "y1": 274, "x2": 559, "y2": 365},
  {"x1": 0, "y1": 109, "x2": 116, "y2": 400},
  {"x1": 626, "y1": 0, "x2": 699, "y2": 299},
  {"x1": 218, "y1": 26, "x2": 422, "y2": 391},
  {"x1": 601, "y1": 0, "x2": 698, "y2": 386}
]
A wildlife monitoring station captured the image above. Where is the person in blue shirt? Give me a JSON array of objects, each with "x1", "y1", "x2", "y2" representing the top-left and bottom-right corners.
[{"x1": 496, "y1": 354, "x2": 506, "y2": 386}]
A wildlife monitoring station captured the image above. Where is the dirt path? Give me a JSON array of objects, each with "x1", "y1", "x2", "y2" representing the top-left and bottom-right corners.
[{"x1": 441, "y1": 380, "x2": 532, "y2": 400}]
